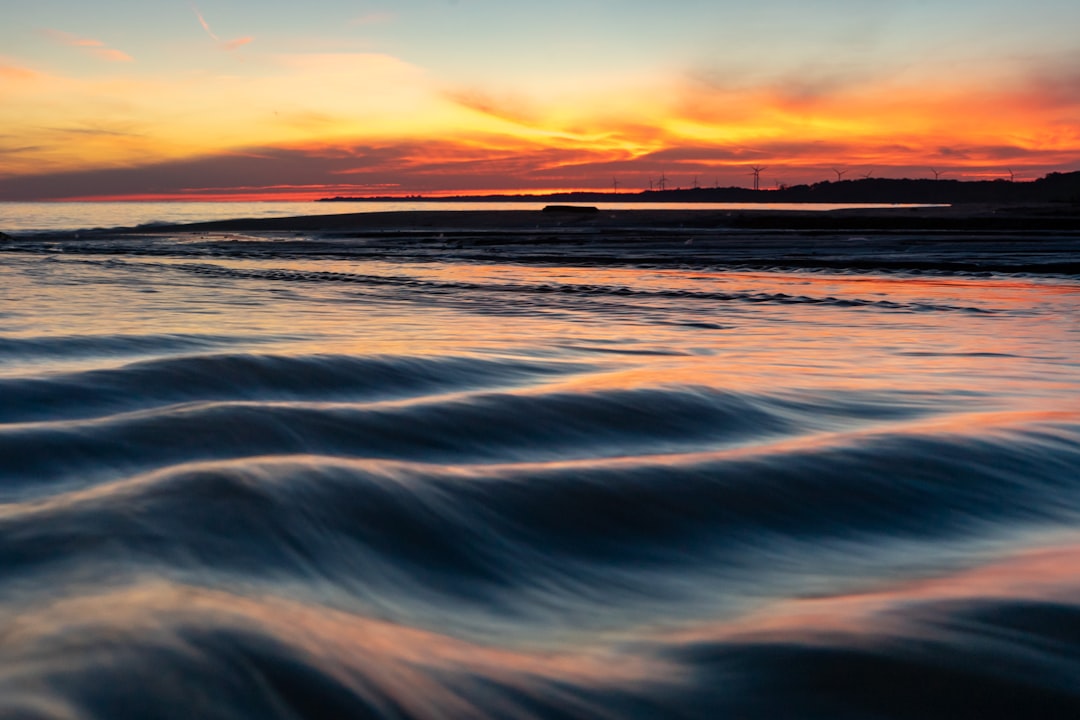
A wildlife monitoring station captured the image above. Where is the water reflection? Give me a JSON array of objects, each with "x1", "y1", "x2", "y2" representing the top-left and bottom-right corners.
[{"x1": 1, "y1": 243, "x2": 1078, "y2": 718}]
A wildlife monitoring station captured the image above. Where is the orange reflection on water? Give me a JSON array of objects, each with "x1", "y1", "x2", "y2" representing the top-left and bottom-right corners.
[
  {"x1": 663, "y1": 541, "x2": 1080, "y2": 647},
  {"x1": 3, "y1": 581, "x2": 665, "y2": 709}
]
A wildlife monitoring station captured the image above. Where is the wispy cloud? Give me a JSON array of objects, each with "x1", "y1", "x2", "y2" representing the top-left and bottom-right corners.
[
  {"x1": 222, "y1": 37, "x2": 254, "y2": 51},
  {"x1": 445, "y1": 88, "x2": 540, "y2": 128},
  {"x1": 46, "y1": 125, "x2": 142, "y2": 139},
  {"x1": 42, "y1": 29, "x2": 133, "y2": 62},
  {"x1": 0, "y1": 145, "x2": 46, "y2": 156},
  {"x1": 95, "y1": 48, "x2": 135, "y2": 63},
  {"x1": 191, "y1": 4, "x2": 253, "y2": 51},
  {"x1": 192, "y1": 5, "x2": 219, "y2": 41}
]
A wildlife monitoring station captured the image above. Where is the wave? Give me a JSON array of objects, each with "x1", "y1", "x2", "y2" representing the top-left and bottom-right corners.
[
  {"x1": 0, "y1": 333, "x2": 270, "y2": 364},
  {"x1": 4, "y1": 549, "x2": 1080, "y2": 719},
  {"x1": 0, "y1": 352, "x2": 593, "y2": 424},
  {"x1": 0, "y1": 372, "x2": 1008, "y2": 494},
  {"x1": 157, "y1": 260, "x2": 1001, "y2": 314},
  {"x1": 2, "y1": 238, "x2": 1079, "y2": 718},
  {"x1": 9, "y1": 254, "x2": 1001, "y2": 313},
  {"x1": 4, "y1": 418, "x2": 1080, "y2": 719},
  {"x1": 5, "y1": 477, "x2": 1080, "y2": 718},
  {"x1": 8, "y1": 226, "x2": 1080, "y2": 278},
  {"x1": 0, "y1": 387, "x2": 785, "y2": 490},
  {"x1": 3, "y1": 415, "x2": 1077, "y2": 600}
]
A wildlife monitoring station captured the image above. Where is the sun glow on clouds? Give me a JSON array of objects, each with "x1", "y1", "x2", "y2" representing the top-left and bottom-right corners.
[
  {"x1": 2, "y1": 30, "x2": 1080, "y2": 198},
  {"x1": 0, "y1": 53, "x2": 449, "y2": 178}
]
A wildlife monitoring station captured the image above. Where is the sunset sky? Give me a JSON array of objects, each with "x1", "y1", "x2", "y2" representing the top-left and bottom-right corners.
[{"x1": 3, "y1": 0, "x2": 1080, "y2": 200}]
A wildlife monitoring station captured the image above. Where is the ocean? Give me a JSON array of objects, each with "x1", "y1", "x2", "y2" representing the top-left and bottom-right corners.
[{"x1": 1, "y1": 205, "x2": 1079, "y2": 718}]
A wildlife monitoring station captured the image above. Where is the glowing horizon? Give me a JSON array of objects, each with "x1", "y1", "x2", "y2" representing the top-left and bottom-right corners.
[{"x1": 3, "y1": 1, "x2": 1079, "y2": 201}]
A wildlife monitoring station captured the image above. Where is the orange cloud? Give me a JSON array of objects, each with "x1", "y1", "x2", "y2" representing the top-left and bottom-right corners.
[
  {"x1": 653, "y1": 59, "x2": 1080, "y2": 181},
  {"x1": 222, "y1": 36, "x2": 254, "y2": 51},
  {"x1": 3, "y1": 39, "x2": 1080, "y2": 197},
  {"x1": 0, "y1": 64, "x2": 38, "y2": 82}
]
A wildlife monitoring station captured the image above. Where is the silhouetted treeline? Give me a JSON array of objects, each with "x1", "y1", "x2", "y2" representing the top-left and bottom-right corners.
[{"x1": 321, "y1": 171, "x2": 1080, "y2": 205}]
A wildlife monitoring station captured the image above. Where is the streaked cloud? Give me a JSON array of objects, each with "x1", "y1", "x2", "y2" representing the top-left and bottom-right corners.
[
  {"x1": 444, "y1": 89, "x2": 541, "y2": 128},
  {"x1": 42, "y1": 29, "x2": 133, "y2": 62},
  {"x1": 191, "y1": 4, "x2": 253, "y2": 51},
  {"x1": 221, "y1": 37, "x2": 254, "y2": 51},
  {"x1": 192, "y1": 5, "x2": 219, "y2": 41},
  {"x1": 4, "y1": 122, "x2": 1079, "y2": 202},
  {"x1": 95, "y1": 48, "x2": 135, "y2": 63}
]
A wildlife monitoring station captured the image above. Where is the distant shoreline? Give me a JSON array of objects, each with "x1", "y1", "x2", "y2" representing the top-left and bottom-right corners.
[
  {"x1": 118, "y1": 203, "x2": 1080, "y2": 234},
  {"x1": 317, "y1": 171, "x2": 1080, "y2": 206}
]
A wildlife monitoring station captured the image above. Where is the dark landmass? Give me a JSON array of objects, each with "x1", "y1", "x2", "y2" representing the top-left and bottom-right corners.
[
  {"x1": 542, "y1": 205, "x2": 600, "y2": 213},
  {"x1": 321, "y1": 170, "x2": 1080, "y2": 205},
  {"x1": 102, "y1": 201, "x2": 1080, "y2": 234}
]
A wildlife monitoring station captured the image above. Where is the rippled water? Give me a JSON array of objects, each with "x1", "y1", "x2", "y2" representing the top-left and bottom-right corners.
[{"x1": 1, "y1": 233, "x2": 1079, "y2": 718}]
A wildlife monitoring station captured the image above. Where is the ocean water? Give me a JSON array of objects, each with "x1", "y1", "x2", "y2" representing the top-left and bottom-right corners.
[{"x1": 1, "y1": 224, "x2": 1079, "y2": 718}]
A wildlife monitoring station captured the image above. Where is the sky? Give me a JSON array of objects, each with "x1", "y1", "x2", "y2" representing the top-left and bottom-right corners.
[{"x1": 2, "y1": 0, "x2": 1080, "y2": 200}]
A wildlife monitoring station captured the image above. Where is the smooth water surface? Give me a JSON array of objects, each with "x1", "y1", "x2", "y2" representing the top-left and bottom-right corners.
[{"x1": 1, "y1": 233, "x2": 1078, "y2": 718}]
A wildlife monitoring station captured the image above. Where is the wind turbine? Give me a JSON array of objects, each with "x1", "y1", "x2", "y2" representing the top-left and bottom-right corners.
[
  {"x1": 612, "y1": 177, "x2": 620, "y2": 194},
  {"x1": 1006, "y1": 168, "x2": 1015, "y2": 182},
  {"x1": 749, "y1": 166, "x2": 765, "y2": 191},
  {"x1": 930, "y1": 168, "x2": 944, "y2": 180},
  {"x1": 832, "y1": 168, "x2": 849, "y2": 182},
  {"x1": 860, "y1": 170, "x2": 874, "y2": 179},
  {"x1": 658, "y1": 172, "x2": 668, "y2": 191}
]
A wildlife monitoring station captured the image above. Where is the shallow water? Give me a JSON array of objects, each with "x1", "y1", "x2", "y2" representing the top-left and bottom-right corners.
[{"x1": 1, "y1": 233, "x2": 1079, "y2": 718}]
